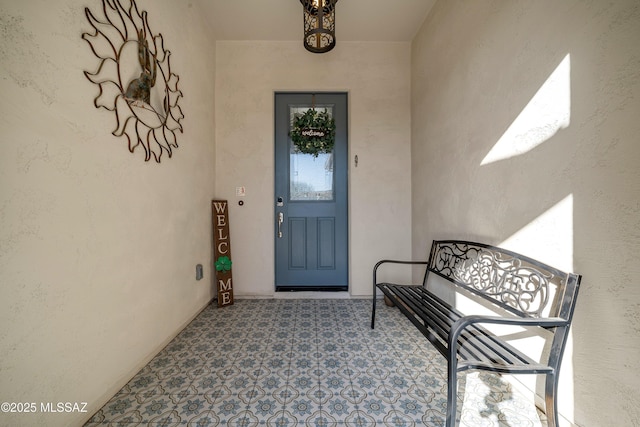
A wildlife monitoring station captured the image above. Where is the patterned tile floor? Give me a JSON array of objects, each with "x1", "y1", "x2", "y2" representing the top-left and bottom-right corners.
[{"x1": 84, "y1": 299, "x2": 547, "y2": 426}]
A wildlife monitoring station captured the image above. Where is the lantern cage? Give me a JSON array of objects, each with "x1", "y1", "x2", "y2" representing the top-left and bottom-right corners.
[{"x1": 300, "y1": 0, "x2": 338, "y2": 53}]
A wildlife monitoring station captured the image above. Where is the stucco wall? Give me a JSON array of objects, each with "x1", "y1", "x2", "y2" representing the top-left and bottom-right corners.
[
  {"x1": 215, "y1": 41, "x2": 413, "y2": 297},
  {"x1": 411, "y1": 1, "x2": 640, "y2": 426},
  {"x1": 0, "y1": 0, "x2": 216, "y2": 425}
]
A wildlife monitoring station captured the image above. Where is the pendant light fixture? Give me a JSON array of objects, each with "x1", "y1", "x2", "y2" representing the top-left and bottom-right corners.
[{"x1": 300, "y1": 0, "x2": 338, "y2": 53}]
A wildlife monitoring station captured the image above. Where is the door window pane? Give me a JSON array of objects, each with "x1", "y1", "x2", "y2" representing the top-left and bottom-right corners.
[{"x1": 289, "y1": 106, "x2": 334, "y2": 201}]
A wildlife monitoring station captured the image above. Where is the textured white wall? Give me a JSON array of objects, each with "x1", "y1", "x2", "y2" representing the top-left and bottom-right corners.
[
  {"x1": 215, "y1": 41, "x2": 413, "y2": 297},
  {"x1": 411, "y1": 1, "x2": 640, "y2": 426},
  {"x1": 0, "y1": 0, "x2": 216, "y2": 425}
]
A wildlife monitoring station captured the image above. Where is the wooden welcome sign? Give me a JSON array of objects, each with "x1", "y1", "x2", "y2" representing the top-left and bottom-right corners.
[{"x1": 212, "y1": 200, "x2": 234, "y2": 307}]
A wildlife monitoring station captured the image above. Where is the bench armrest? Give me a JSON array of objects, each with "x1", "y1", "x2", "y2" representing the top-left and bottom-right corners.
[
  {"x1": 373, "y1": 260, "x2": 429, "y2": 296},
  {"x1": 448, "y1": 315, "x2": 569, "y2": 361},
  {"x1": 373, "y1": 259, "x2": 429, "y2": 286}
]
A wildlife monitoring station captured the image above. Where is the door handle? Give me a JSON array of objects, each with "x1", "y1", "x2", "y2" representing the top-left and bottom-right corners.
[{"x1": 278, "y1": 212, "x2": 284, "y2": 238}]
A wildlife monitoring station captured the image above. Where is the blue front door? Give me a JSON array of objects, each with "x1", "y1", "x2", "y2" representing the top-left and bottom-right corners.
[{"x1": 275, "y1": 93, "x2": 348, "y2": 291}]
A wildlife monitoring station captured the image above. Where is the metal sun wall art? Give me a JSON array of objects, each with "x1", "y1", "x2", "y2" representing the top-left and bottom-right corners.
[{"x1": 82, "y1": 0, "x2": 184, "y2": 163}]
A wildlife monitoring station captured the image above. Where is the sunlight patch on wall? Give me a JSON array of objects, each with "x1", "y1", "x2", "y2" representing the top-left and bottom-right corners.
[
  {"x1": 500, "y1": 194, "x2": 573, "y2": 272},
  {"x1": 455, "y1": 195, "x2": 574, "y2": 365},
  {"x1": 481, "y1": 54, "x2": 571, "y2": 166},
  {"x1": 499, "y1": 194, "x2": 575, "y2": 423},
  {"x1": 453, "y1": 195, "x2": 574, "y2": 330}
]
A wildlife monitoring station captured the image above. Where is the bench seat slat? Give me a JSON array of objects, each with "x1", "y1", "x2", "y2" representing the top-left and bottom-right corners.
[
  {"x1": 378, "y1": 284, "x2": 448, "y2": 354},
  {"x1": 386, "y1": 285, "x2": 514, "y2": 366},
  {"x1": 380, "y1": 284, "x2": 496, "y2": 364},
  {"x1": 379, "y1": 283, "x2": 543, "y2": 371},
  {"x1": 388, "y1": 285, "x2": 512, "y2": 365},
  {"x1": 392, "y1": 286, "x2": 452, "y2": 339}
]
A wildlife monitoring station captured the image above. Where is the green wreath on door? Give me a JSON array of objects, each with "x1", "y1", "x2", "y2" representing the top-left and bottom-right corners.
[{"x1": 289, "y1": 109, "x2": 336, "y2": 157}]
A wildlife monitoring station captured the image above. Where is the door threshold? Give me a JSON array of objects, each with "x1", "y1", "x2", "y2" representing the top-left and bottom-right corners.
[
  {"x1": 276, "y1": 286, "x2": 348, "y2": 292},
  {"x1": 274, "y1": 290, "x2": 351, "y2": 299}
]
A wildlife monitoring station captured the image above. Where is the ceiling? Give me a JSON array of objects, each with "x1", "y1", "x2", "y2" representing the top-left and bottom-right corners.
[{"x1": 199, "y1": 0, "x2": 437, "y2": 42}]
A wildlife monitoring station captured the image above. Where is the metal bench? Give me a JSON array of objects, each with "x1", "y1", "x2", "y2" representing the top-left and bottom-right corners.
[{"x1": 370, "y1": 240, "x2": 581, "y2": 427}]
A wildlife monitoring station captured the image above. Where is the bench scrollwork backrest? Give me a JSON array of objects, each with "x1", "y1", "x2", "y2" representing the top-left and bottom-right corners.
[{"x1": 426, "y1": 241, "x2": 567, "y2": 318}]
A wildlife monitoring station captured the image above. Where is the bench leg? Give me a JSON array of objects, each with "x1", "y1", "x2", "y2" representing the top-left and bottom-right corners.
[
  {"x1": 371, "y1": 294, "x2": 376, "y2": 329},
  {"x1": 545, "y1": 372, "x2": 559, "y2": 427},
  {"x1": 446, "y1": 362, "x2": 457, "y2": 427}
]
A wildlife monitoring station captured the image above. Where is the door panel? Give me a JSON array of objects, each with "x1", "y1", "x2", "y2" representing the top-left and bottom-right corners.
[
  {"x1": 275, "y1": 93, "x2": 348, "y2": 291},
  {"x1": 289, "y1": 217, "x2": 307, "y2": 269},
  {"x1": 317, "y1": 217, "x2": 335, "y2": 269}
]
